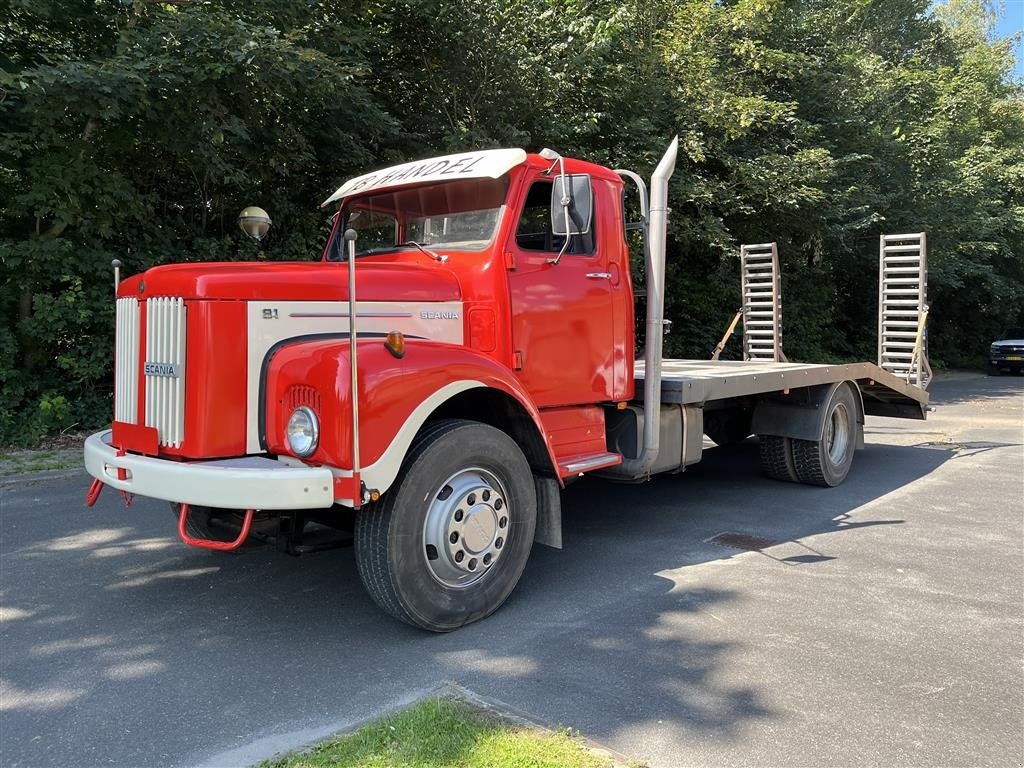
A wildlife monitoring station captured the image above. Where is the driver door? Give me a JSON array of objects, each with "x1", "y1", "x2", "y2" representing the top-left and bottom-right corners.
[{"x1": 506, "y1": 175, "x2": 618, "y2": 407}]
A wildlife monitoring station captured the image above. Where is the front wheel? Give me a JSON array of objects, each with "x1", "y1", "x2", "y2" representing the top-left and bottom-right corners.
[{"x1": 354, "y1": 419, "x2": 537, "y2": 631}]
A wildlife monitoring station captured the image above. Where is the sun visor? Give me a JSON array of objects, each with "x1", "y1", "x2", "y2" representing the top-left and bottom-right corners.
[{"x1": 321, "y1": 148, "x2": 528, "y2": 207}]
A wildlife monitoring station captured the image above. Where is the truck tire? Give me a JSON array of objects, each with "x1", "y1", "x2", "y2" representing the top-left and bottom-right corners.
[
  {"x1": 354, "y1": 419, "x2": 537, "y2": 632},
  {"x1": 758, "y1": 435, "x2": 798, "y2": 482},
  {"x1": 704, "y1": 408, "x2": 753, "y2": 447},
  {"x1": 790, "y1": 383, "x2": 858, "y2": 487}
]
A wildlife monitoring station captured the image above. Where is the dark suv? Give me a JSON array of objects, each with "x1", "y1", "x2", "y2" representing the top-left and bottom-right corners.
[{"x1": 989, "y1": 327, "x2": 1024, "y2": 375}]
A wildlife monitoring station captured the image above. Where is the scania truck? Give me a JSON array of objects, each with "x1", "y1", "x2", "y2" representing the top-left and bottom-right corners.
[{"x1": 84, "y1": 139, "x2": 930, "y2": 630}]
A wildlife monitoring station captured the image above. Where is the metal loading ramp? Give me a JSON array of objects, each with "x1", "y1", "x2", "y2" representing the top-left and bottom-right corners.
[
  {"x1": 635, "y1": 359, "x2": 929, "y2": 419},
  {"x1": 740, "y1": 242, "x2": 787, "y2": 362},
  {"x1": 878, "y1": 232, "x2": 932, "y2": 388}
]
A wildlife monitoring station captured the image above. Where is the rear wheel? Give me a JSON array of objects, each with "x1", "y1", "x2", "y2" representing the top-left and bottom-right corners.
[
  {"x1": 790, "y1": 383, "x2": 858, "y2": 487},
  {"x1": 758, "y1": 435, "x2": 798, "y2": 482},
  {"x1": 354, "y1": 419, "x2": 537, "y2": 632}
]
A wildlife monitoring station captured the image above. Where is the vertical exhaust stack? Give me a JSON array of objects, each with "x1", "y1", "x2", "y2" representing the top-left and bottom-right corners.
[{"x1": 617, "y1": 136, "x2": 679, "y2": 477}]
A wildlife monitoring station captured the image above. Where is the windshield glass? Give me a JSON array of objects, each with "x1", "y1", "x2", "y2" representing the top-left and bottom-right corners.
[
  {"x1": 326, "y1": 176, "x2": 509, "y2": 260},
  {"x1": 1002, "y1": 327, "x2": 1024, "y2": 339}
]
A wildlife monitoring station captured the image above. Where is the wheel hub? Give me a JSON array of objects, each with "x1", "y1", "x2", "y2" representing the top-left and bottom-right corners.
[
  {"x1": 423, "y1": 468, "x2": 509, "y2": 588},
  {"x1": 827, "y1": 402, "x2": 850, "y2": 463},
  {"x1": 460, "y1": 504, "x2": 498, "y2": 554}
]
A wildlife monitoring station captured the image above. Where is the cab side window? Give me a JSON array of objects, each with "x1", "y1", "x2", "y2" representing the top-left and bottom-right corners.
[{"x1": 515, "y1": 181, "x2": 595, "y2": 255}]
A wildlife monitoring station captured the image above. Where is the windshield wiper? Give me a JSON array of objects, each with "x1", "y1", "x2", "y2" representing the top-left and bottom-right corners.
[{"x1": 402, "y1": 241, "x2": 448, "y2": 263}]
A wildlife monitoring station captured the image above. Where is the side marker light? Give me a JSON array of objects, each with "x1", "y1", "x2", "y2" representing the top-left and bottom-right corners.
[{"x1": 384, "y1": 331, "x2": 406, "y2": 359}]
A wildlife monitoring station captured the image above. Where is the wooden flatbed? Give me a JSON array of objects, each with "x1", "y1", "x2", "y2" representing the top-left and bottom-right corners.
[{"x1": 635, "y1": 358, "x2": 929, "y2": 419}]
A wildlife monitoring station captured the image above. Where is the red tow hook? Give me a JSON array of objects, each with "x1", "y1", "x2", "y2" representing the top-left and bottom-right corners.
[
  {"x1": 177, "y1": 504, "x2": 254, "y2": 551},
  {"x1": 85, "y1": 445, "x2": 135, "y2": 509},
  {"x1": 85, "y1": 479, "x2": 104, "y2": 507},
  {"x1": 84, "y1": 478, "x2": 133, "y2": 508}
]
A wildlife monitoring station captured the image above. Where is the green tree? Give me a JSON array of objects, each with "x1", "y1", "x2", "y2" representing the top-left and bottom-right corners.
[
  {"x1": 1, "y1": 0, "x2": 1021, "y2": 444},
  {"x1": 0, "y1": 0, "x2": 394, "y2": 440}
]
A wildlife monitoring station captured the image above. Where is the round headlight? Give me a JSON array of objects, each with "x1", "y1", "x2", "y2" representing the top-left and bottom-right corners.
[{"x1": 286, "y1": 407, "x2": 319, "y2": 457}]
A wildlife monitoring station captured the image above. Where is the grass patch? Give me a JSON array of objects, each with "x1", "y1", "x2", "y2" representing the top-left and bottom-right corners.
[
  {"x1": 260, "y1": 698, "x2": 614, "y2": 768},
  {"x1": 0, "y1": 448, "x2": 81, "y2": 477}
]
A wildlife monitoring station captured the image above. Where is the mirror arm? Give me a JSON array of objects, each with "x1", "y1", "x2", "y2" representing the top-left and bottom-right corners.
[{"x1": 549, "y1": 157, "x2": 572, "y2": 265}]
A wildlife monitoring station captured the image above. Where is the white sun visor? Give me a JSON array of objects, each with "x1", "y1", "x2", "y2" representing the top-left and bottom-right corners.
[{"x1": 321, "y1": 148, "x2": 528, "y2": 207}]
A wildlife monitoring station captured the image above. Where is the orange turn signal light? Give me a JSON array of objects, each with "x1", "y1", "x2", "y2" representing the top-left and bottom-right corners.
[{"x1": 384, "y1": 330, "x2": 406, "y2": 359}]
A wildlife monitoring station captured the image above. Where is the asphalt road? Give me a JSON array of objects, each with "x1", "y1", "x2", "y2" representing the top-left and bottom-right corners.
[{"x1": 1, "y1": 372, "x2": 1021, "y2": 768}]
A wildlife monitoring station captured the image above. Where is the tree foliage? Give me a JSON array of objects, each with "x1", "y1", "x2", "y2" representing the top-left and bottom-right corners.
[{"x1": 1, "y1": 0, "x2": 1021, "y2": 443}]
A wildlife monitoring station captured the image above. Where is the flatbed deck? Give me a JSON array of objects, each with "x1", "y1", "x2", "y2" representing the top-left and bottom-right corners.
[{"x1": 635, "y1": 358, "x2": 928, "y2": 419}]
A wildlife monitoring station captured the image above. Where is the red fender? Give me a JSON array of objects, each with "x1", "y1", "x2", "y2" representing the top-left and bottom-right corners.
[{"x1": 263, "y1": 338, "x2": 560, "y2": 487}]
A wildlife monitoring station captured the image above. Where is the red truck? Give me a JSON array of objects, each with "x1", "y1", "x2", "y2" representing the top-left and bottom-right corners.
[{"x1": 84, "y1": 139, "x2": 930, "y2": 631}]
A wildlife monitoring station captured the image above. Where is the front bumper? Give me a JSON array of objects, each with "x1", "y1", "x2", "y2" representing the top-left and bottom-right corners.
[
  {"x1": 84, "y1": 431, "x2": 335, "y2": 510},
  {"x1": 990, "y1": 358, "x2": 1023, "y2": 370}
]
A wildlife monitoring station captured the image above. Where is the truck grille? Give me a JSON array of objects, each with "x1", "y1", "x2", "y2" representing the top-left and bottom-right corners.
[
  {"x1": 144, "y1": 297, "x2": 187, "y2": 448},
  {"x1": 114, "y1": 298, "x2": 141, "y2": 424},
  {"x1": 113, "y1": 296, "x2": 187, "y2": 447}
]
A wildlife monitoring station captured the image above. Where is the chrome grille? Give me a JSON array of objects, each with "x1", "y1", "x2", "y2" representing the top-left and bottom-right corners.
[
  {"x1": 114, "y1": 298, "x2": 140, "y2": 424},
  {"x1": 144, "y1": 297, "x2": 187, "y2": 448}
]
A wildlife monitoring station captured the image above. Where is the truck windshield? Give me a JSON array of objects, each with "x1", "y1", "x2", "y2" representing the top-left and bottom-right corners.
[{"x1": 326, "y1": 176, "x2": 509, "y2": 260}]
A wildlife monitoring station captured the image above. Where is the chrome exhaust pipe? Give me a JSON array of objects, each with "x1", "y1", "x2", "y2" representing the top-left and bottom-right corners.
[{"x1": 617, "y1": 136, "x2": 678, "y2": 477}]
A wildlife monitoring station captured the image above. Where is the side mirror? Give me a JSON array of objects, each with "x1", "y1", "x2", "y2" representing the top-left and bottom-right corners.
[{"x1": 550, "y1": 174, "x2": 593, "y2": 236}]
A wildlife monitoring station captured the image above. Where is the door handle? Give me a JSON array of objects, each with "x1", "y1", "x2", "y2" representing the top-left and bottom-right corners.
[{"x1": 586, "y1": 272, "x2": 612, "y2": 280}]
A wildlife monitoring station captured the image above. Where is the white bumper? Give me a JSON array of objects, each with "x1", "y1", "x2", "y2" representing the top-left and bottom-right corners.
[{"x1": 84, "y1": 431, "x2": 335, "y2": 510}]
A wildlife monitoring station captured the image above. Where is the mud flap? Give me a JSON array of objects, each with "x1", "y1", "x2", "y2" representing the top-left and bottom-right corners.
[
  {"x1": 533, "y1": 475, "x2": 562, "y2": 549},
  {"x1": 752, "y1": 381, "x2": 865, "y2": 448}
]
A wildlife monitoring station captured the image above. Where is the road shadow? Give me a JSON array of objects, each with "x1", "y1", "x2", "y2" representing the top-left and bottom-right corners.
[{"x1": 0, "y1": 433, "x2": 963, "y2": 767}]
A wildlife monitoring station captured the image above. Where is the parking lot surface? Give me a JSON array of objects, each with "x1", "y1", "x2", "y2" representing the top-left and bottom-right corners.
[{"x1": 1, "y1": 372, "x2": 1021, "y2": 767}]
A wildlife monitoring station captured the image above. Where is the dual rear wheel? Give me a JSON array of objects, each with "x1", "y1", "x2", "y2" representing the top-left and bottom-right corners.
[{"x1": 758, "y1": 383, "x2": 858, "y2": 487}]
